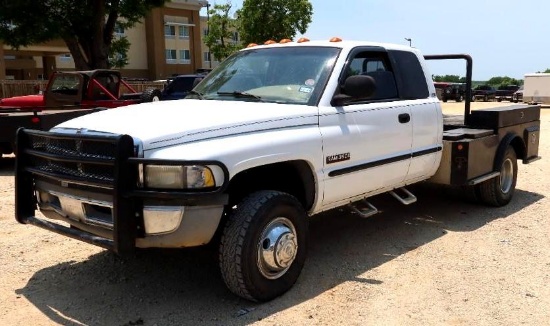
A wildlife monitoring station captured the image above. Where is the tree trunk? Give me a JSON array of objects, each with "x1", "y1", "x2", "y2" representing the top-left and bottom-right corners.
[{"x1": 63, "y1": 36, "x2": 91, "y2": 70}]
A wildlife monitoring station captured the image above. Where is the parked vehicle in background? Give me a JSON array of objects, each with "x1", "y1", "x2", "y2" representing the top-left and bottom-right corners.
[
  {"x1": 160, "y1": 74, "x2": 205, "y2": 101},
  {"x1": 472, "y1": 84, "x2": 496, "y2": 102},
  {"x1": 523, "y1": 73, "x2": 550, "y2": 104},
  {"x1": 513, "y1": 86, "x2": 524, "y2": 103},
  {"x1": 495, "y1": 85, "x2": 520, "y2": 102},
  {"x1": 0, "y1": 69, "x2": 161, "y2": 156},
  {"x1": 434, "y1": 82, "x2": 466, "y2": 102}
]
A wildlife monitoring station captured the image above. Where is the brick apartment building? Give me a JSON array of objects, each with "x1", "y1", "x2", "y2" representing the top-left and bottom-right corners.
[{"x1": 0, "y1": 0, "x2": 233, "y2": 81}]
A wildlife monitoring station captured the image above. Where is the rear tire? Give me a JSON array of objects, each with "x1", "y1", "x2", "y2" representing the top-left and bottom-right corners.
[
  {"x1": 219, "y1": 190, "x2": 308, "y2": 302},
  {"x1": 478, "y1": 147, "x2": 517, "y2": 206},
  {"x1": 140, "y1": 88, "x2": 162, "y2": 102}
]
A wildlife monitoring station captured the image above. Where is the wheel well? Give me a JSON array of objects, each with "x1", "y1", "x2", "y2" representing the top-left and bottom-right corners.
[
  {"x1": 226, "y1": 160, "x2": 316, "y2": 210},
  {"x1": 510, "y1": 136, "x2": 527, "y2": 160}
]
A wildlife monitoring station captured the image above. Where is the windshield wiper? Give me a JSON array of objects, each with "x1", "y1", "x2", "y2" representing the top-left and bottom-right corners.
[
  {"x1": 188, "y1": 90, "x2": 205, "y2": 100},
  {"x1": 217, "y1": 91, "x2": 263, "y2": 101}
]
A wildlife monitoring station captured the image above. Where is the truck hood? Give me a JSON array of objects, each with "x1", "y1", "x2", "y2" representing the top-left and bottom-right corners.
[
  {"x1": 0, "y1": 95, "x2": 44, "y2": 108},
  {"x1": 53, "y1": 99, "x2": 319, "y2": 150}
]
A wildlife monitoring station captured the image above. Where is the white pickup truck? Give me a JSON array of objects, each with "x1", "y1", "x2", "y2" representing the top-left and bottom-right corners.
[{"x1": 15, "y1": 39, "x2": 541, "y2": 302}]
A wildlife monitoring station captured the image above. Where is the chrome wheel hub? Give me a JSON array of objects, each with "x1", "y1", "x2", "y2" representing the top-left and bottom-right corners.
[
  {"x1": 500, "y1": 158, "x2": 514, "y2": 193},
  {"x1": 257, "y1": 217, "x2": 298, "y2": 280}
]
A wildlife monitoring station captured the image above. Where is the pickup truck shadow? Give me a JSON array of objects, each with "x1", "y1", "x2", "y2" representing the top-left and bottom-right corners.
[
  {"x1": 15, "y1": 185, "x2": 543, "y2": 326},
  {"x1": 0, "y1": 156, "x2": 15, "y2": 175}
]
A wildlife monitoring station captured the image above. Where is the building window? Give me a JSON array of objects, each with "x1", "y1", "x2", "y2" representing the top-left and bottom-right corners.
[
  {"x1": 232, "y1": 31, "x2": 239, "y2": 43},
  {"x1": 179, "y1": 26, "x2": 190, "y2": 38},
  {"x1": 164, "y1": 25, "x2": 176, "y2": 38},
  {"x1": 203, "y1": 51, "x2": 211, "y2": 62},
  {"x1": 179, "y1": 50, "x2": 191, "y2": 64},
  {"x1": 114, "y1": 23, "x2": 125, "y2": 36},
  {"x1": 165, "y1": 49, "x2": 177, "y2": 64},
  {"x1": 203, "y1": 28, "x2": 209, "y2": 37}
]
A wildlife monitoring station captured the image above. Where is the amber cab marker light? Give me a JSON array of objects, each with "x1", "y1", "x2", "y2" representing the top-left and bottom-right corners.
[
  {"x1": 329, "y1": 37, "x2": 342, "y2": 42},
  {"x1": 247, "y1": 43, "x2": 258, "y2": 48},
  {"x1": 264, "y1": 40, "x2": 277, "y2": 45},
  {"x1": 279, "y1": 39, "x2": 292, "y2": 44},
  {"x1": 297, "y1": 37, "x2": 310, "y2": 43}
]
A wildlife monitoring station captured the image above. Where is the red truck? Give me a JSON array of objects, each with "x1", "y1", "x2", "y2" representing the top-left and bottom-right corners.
[{"x1": 0, "y1": 69, "x2": 161, "y2": 157}]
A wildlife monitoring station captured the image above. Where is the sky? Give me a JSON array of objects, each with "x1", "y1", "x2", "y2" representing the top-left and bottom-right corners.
[{"x1": 203, "y1": 0, "x2": 550, "y2": 81}]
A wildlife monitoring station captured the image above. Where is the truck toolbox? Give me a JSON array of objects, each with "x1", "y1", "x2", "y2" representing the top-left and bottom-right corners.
[
  {"x1": 430, "y1": 129, "x2": 499, "y2": 185},
  {"x1": 468, "y1": 104, "x2": 540, "y2": 129}
]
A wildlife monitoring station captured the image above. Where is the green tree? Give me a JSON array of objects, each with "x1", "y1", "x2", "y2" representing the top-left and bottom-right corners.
[
  {"x1": 432, "y1": 75, "x2": 462, "y2": 83},
  {"x1": 0, "y1": 0, "x2": 166, "y2": 70},
  {"x1": 237, "y1": 0, "x2": 313, "y2": 44},
  {"x1": 204, "y1": 3, "x2": 240, "y2": 62},
  {"x1": 486, "y1": 76, "x2": 523, "y2": 87},
  {"x1": 108, "y1": 36, "x2": 131, "y2": 69}
]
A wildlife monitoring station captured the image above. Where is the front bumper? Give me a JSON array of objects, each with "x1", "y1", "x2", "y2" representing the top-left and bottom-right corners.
[{"x1": 15, "y1": 129, "x2": 229, "y2": 256}]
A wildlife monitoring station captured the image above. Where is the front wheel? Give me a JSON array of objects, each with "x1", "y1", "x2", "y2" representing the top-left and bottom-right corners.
[
  {"x1": 219, "y1": 190, "x2": 308, "y2": 302},
  {"x1": 478, "y1": 146, "x2": 518, "y2": 206},
  {"x1": 140, "y1": 88, "x2": 162, "y2": 102}
]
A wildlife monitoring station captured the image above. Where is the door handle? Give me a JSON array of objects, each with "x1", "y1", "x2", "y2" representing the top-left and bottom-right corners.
[{"x1": 398, "y1": 113, "x2": 410, "y2": 123}]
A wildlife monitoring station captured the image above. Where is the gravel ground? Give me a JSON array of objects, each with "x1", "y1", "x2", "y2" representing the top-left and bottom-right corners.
[{"x1": 0, "y1": 102, "x2": 549, "y2": 326}]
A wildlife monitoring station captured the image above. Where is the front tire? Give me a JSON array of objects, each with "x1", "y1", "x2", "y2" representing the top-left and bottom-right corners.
[
  {"x1": 141, "y1": 88, "x2": 162, "y2": 102},
  {"x1": 478, "y1": 146, "x2": 518, "y2": 206},
  {"x1": 219, "y1": 191, "x2": 308, "y2": 302}
]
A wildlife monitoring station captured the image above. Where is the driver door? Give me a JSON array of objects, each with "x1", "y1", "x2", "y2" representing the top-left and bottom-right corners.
[{"x1": 319, "y1": 48, "x2": 413, "y2": 207}]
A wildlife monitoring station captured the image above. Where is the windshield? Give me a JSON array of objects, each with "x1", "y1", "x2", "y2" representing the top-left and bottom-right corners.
[
  {"x1": 50, "y1": 74, "x2": 81, "y2": 95},
  {"x1": 190, "y1": 46, "x2": 341, "y2": 105}
]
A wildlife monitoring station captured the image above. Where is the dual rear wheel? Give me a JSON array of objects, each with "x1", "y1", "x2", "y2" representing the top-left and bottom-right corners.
[{"x1": 463, "y1": 146, "x2": 518, "y2": 206}]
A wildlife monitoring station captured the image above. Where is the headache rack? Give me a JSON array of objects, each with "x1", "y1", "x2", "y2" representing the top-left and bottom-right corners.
[{"x1": 15, "y1": 128, "x2": 229, "y2": 256}]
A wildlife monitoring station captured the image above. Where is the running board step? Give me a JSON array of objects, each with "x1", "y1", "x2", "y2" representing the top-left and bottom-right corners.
[
  {"x1": 389, "y1": 187, "x2": 417, "y2": 205},
  {"x1": 349, "y1": 199, "x2": 379, "y2": 218}
]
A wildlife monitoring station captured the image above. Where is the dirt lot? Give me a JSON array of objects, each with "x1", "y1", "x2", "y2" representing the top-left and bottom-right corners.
[{"x1": 1, "y1": 102, "x2": 549, "y2": 326}]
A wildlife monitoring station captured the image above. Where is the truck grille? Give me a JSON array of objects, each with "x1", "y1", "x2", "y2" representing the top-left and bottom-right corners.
[
  {"x1": 20, "y1": 130, "x2": 134, "y2": 187},
  {"x1": 17, "y1": 128, "x2": 139, "y2": 255}
]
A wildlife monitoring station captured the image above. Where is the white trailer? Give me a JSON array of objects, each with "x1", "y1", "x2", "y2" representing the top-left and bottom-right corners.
[{"x1": 524, "y1": 73, "x2": 550, "y2": 104}]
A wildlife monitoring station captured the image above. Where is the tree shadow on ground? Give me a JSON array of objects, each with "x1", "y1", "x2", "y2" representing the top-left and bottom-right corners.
[{"x1": 15, "y1": 184, "x2": 544, "y2": 326}]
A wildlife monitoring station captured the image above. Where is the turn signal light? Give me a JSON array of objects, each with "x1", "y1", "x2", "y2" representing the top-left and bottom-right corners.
[
  {"x1": 297, "y1": 37, "x2": 310, "y2": 43},
  {"x1": 279, "y1": 39, "x2": 292, "y2": 44},
  {"x1": 264, "y1": 40, "x2": 276, "y2": 45},
  {"x1": 247, "y1": 43, "x2": 258, "y2": 48},
  {"x1": 329, "y1": 37, "x2": 342, "y2": 42}
]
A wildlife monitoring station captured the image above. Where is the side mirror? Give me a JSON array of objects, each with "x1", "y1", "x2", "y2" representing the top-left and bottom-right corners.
[{"x1": 331, "y1": 75, "x2": 376, "y2": 106}]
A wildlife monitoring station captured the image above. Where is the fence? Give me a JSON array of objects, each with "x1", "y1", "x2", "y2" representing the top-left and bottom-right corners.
[{"x1": 0, "y1": 80, "x2": 165, "y2": 99}]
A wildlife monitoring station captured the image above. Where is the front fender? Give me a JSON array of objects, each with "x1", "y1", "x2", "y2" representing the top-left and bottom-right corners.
[{"x1": 144, "y1": 125, "x2": 324, "y2": 181}]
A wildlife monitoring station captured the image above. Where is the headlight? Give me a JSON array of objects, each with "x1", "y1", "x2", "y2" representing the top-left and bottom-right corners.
[{"x1": 142, "y1": 164, "x2": 216, "y2": 189}]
